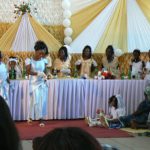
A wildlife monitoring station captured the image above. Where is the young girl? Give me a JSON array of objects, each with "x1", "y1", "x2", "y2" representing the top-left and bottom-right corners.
[
  {"x1": 7, "y1": 56, "x2": 22, "y2": 79},
  {"x1": 75, "y1": 45, "x2": 97, "y2": 78},
  {"x1": 53, "y1": 46, "x2": 71, "y2": 77},
  {"x1": 25, "y1": 40, "x2": 48, "y2": 127},
  {"x1": 86, "y1": 94, "x2": 126, "y2": 128},
  {"x1": 130, "y1": 49, "x2": 145, "y2": 79}
]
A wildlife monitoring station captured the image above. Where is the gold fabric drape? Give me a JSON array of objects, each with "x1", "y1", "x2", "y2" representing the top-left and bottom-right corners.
[
  {"x1": 0, "y1": 23, "x2": 64, "y2": 45},
  {"x1": 28, "y1": 14, "x2": 61, "y2": 51},
  {"x1": 71, "y1": 0, "x2": 111, "y2": 40},
  {"x1": 136, "y1": 0, "x2": 150, "y2": 22},
  {"x1": 0, "y1": 23, "x2": 12, "y2": 38},
  {"x1": 94, "y1": 0, "x2": 127, "y2": 53},
  {"x1": 0, "y1": 16, "x2": 22, "y2": 51}
]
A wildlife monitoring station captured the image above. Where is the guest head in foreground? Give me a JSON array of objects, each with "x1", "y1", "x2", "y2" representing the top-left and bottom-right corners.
[
  {"x1": 33, "y1": 127, "x2": 102, "y2": 150},
  {"x1": 0, "y1": 96, "x2": 22, "y2": 150}
]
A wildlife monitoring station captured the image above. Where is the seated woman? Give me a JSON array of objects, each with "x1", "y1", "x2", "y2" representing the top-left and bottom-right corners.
[
  {"x1": 86, "y1": 94, "x2": 126, "y2": 128},
  {"x1": 0, "y1": 51, "x2": 9, "y2": 104},
  {"x1": 25, "y1": 40, "x2": 48, "y2": 127},
  {"x1": 52, "y1": 46, "x2": 71, "y2": 77},
  {"x1": 75, "y1": 45, "x2": 97, "y2": 78},
  {"x1": 7, "y1": 56, "x2": 22, "y2": 79},
  {"x1": 144, "y1": 50, "x2": 150, "y2": 80},
  {"x1": 130, "y1": 49, "x2": 145, "y2": 79},
  {"x1": 102, "y1": 45, "x2": 120, "y2": 79}
]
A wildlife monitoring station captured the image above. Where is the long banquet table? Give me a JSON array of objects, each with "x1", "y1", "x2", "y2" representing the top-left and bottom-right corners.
[{"x1": 8, "y1": 79, "x2": 147, "y2": 120}]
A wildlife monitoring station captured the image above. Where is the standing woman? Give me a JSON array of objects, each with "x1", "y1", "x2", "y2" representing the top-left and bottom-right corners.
[
  {"x1": 144, "y1": 50, "x2": 150, "y2": 80},
  {"x1": 0, "y1": 51, "x2": 9, "y2": 105},
  {"x1": 25, "y1": 41, "x2": 48, "y2": 127}
]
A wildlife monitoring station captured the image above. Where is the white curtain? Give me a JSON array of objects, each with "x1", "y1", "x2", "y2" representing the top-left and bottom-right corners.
[
  {"x1": 70, "y1": 0, "x2": 119, "y2": 53},
  {"x1": 127, "y1": 0, "x2": 150, "y2": 52},
  {"x1": 11, "y1": 13, "x2": 38, "y2": 51},
  {"x1": 70, "y1": 0, "x2": 98, "y2": 14}
]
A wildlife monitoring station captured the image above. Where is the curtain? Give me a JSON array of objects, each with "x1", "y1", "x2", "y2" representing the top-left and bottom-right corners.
[
  {"x1": 11, "y1": 13, "x2": 38, "y2": 51},
  {"x1": 71, "y1": 0, "x2": 111, "y2": 39},
  {"x1": 29, "y1": 14, "x2": 61, "y2": 52},
  {"x1": 95, "y1": 0, "x2": 127, "y2": 53},
  {"x1": 127, "y1": 0, "x2": 150, "y2": 52},
  {"x1": 136, "y1": 0, "x2": 150, "y2": 22},
  {"x1": 70, "y1": 0, "x2": 117, "y2": 53},
  {"x1": 0, "y1": 16, "x2": 22, "y2": 51}
]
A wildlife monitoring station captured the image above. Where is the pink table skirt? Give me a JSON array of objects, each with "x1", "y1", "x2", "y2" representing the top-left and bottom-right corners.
[{"x1": 9, "y1": 79, "x2": 147, "y2": 120}]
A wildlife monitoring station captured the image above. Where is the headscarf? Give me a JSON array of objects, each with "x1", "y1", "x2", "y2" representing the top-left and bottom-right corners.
[
  {"x1": 144, "y1": 86, "x2": 150, "y2": 101},
  {"x1": 115, "y1": 94, "x2": 125, "y2": 108}
]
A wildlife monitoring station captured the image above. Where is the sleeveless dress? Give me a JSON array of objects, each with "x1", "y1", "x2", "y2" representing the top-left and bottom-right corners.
[{"x1": 25, "y1": 58, "x2": 48, "y2": 120}]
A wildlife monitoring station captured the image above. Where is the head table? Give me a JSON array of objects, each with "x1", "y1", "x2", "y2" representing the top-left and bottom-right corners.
[{"x1": 9, "y1": 79, "x2": 147, "y2": 120}]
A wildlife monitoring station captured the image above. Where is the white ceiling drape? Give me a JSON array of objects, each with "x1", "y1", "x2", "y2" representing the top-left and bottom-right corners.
[
  {"x1": 11, "y1": 13, "x2": 38, "y2": 51},
  {"x1": 127, "y1": 0, "x2": 150, "y2": 52},
  {"x1": 70, "y1": 0, "x2": 119, "y2": 53}
]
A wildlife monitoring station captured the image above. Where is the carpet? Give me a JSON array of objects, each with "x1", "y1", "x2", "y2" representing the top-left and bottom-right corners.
[{"x1": 16, "y1": 120, "x2": 133, "y2": 140}]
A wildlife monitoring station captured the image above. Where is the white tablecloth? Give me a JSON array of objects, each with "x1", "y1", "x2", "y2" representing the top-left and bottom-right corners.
[{"x1": 8, "y1": 79, "x2": 147, "y2": 120}]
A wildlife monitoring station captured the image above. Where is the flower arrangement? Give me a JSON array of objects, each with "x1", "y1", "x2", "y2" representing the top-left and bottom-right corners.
[
  {"x1": 14, "y1": 2, "x2": 37, "y2": 17},
  {"x1": 98, "y1": 70, "x2": 115, "y2": 79}
]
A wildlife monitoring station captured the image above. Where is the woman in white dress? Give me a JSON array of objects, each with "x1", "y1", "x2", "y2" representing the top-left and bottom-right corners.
[
  {"x1": 0, "y1": 51, "x2": 9, "y2": 105},
  {"x1": 25, "y1": 41, "x2": 48, "y2": 127}
]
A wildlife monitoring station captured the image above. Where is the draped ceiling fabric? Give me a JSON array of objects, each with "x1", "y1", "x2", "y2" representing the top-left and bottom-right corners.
[
  {"x1": 0, "y1": 0, "x2": 150, "y2": 53},
  {"x1": 0, "y1": 13, "x2": 61, "y2": 51},
  {"x1": 71, "y1": 0, "x2": 111, "y2": 40},
  {"x1": 70, "y1": 0, "x2": 150, "y2": 53}
]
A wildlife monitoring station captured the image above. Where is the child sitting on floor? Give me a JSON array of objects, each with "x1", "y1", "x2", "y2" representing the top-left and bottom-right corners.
[{"x1": 86, "y1": 94, "x2": 126, "y2": 128}]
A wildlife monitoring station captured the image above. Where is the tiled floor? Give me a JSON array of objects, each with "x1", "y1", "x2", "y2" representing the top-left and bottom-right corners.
[{"x1": 22, "y1": 135, "x2": 150, "y2": 150}]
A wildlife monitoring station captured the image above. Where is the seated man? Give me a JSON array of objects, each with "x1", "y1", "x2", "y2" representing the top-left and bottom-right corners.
[{"x1": 101, "y1": 86, "x2": 150, "y2": 129}]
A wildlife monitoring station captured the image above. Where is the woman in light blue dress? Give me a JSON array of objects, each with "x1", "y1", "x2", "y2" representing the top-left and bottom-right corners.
[
  {"x1": 0, "y1": 51, "x2": 9, "y2": 105},
  {"x1": 25, "y1": 41, "x2": 48, "y2": 127}
]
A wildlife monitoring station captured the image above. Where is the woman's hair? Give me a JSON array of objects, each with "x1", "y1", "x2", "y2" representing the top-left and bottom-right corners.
[
  {"x1": 0, "y1": 51, "x2": 2, "y2": 59},
  {"x1": 34, "y1": 40, "x2": 48, "y2": 52},
  {"x1": 106, "y1": 45, "x2": 114, "y2": 55},
  {"x1": 58, "y1": 46, "x2": 68, "y2": 61},
  {"x1": 0, "y1": 96, "x2": 22, "y2": 150},
  {"x1": 133, "y1": 49, "x2": 140, "y2": 55},
  {"x1": 108, "y1": 95, "x2": 118, "y2": 109},
  {"x1": 35, "y1": 127, "x2": 102, "y2": 150},
  {"x1": 82, "y1": 45, "x2": 92, "y2": 59}
]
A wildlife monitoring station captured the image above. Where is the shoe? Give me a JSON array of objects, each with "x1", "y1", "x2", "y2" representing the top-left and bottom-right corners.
[
  {"x1": 39, "y1": 122, "x2": 45, "y2": 127},
  {"x1": 27, "y1": 118, "x2": 32, "y2": 125},
  {"x1": 39, "y1": 119, "x2": 45, "y2": 127}
]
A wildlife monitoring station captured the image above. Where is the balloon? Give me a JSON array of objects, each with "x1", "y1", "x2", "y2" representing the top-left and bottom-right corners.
[
  {"x1": 63, "y1": 10, "x2": 72, "y2": 18},
  {"x1": 63, "y1": 19, "x2": 71, "y2": 27},
  {"x1": 62, "y1": 0, "x2": 71, "y2": 9},
  {"x1": 64, "y1": 36, "x2": 72, "y2": 45},
  {"x1": 64, "y1": 27, "x2": 73, "y2": 36}
]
